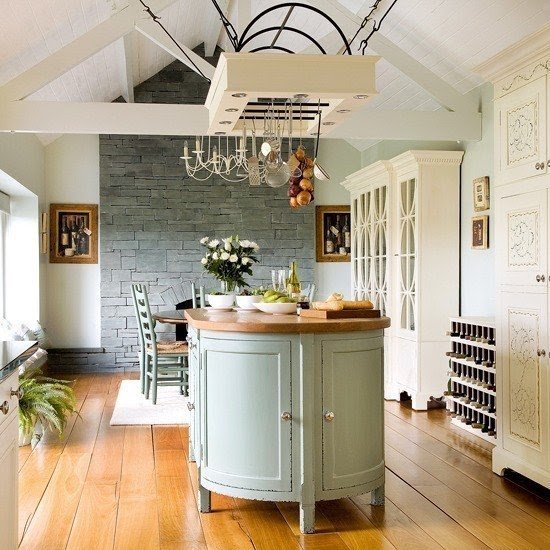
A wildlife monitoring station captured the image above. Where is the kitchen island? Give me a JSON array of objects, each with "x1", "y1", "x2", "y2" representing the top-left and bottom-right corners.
[{"x1": 184, "y1": 309, "x2": 390, "y2": 534}]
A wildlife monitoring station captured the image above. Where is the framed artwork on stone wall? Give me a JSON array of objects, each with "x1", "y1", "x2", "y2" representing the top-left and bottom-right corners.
[
  {"x1": 49, "y1": 203, "x2": 98, "y2": 264},
  {"x1": 316, "y1": 205, "x2": 351, "y2": 262}
]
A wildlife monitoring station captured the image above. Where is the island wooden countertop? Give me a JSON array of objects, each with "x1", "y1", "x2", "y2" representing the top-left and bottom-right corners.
[{"x1": 185, "y1": 308, "x2": 391, "y2": 334}]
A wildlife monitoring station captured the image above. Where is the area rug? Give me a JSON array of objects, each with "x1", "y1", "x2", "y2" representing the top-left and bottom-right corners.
[{"x1": 110, "y1": 379, "x2": 190, "y2": 425}]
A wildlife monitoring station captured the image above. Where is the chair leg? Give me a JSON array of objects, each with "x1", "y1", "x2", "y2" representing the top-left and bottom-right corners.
[
  {"x1": 140, "y1": 348, "x2": 146, "y2": 394},
  {"x1": 152, "y1": 356, "x2": 158, "y2": 405},
  {"x1": 179, "y1": 363, "x2": 184, "y2": 395},
  {"x1": 144, "y1": 355, "x2": 151, "y2": 399}
]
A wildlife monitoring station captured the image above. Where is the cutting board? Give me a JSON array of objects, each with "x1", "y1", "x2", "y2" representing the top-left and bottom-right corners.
[{"x1": 299, "y1": 308, "x2": 381, "y2": 319}]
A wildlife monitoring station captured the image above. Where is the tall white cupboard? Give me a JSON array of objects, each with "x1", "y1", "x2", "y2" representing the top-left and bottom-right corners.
[
  {"x1": 477, "y1": 28, "x2": 550, "y2": 487},
  {"x1": 343, "y1": 150, "x2": 463, "y2": 410}
]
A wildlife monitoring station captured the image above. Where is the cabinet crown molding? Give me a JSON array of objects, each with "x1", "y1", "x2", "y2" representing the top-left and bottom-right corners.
[
  {"x1": 342, "y1": 160, "x2": 393, "y2": 193},
  {"x1": 390, "y1": 150, "x2": 464, "y2": 171},
  {"x1": 475, "y1": 23, "x2": 550, "y2": 86}
]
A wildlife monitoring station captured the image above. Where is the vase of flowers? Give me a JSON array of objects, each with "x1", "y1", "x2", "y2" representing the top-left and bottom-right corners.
[{"x1": 200, "y1": 236, "x2": 259, "y2": 308}]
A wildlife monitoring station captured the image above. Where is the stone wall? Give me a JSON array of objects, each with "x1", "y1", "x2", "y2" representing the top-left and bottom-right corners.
[{"x1": 99, "y1": 50, "x2": 315, "y2": 371}]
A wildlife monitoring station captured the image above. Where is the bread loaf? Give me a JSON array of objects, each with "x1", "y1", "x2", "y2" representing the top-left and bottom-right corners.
[
  {"x1": 341, "y1": 300, "x2": 374, "y2": 310},
  {"x1": 312, "y1": 301, "x2": 344, "y2": 311}
]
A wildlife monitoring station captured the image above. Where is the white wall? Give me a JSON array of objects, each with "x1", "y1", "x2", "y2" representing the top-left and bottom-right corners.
[
  {"x1": 359, "y1": 83, "x2": 495, "y2": 317},
  {"x1": 44, "y1": 135, "x2": 101, "y2": 347},
  {"x1": 0, "y1": 134, "x2": 44, "y2": 322},
  {"x1": 314, "y1": 139, "x2": 361, "y2": 300}
]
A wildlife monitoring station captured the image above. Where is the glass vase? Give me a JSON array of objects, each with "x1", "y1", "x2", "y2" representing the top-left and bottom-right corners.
[{"x1": 220, "y1": 280, "x2": 237, "y2": 294}]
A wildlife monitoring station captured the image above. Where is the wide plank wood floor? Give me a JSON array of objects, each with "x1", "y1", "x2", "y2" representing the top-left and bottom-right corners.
[{"x1": 18, "y1": 373, "x2": 550, "y2": 550}]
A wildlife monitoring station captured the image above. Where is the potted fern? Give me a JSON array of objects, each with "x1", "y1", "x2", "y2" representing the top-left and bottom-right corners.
[{"x1": 18, "y1": 366, "x2": 78, "y2": 447}]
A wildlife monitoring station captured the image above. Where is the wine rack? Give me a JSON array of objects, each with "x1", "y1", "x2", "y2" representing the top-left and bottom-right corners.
[{"x1": 445, "y1": 317, "x2": 496, "y2": 444}]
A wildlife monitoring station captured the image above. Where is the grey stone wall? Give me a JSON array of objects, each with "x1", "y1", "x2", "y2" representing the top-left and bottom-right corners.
[{"x1": 99, "y1": 49, "x2": 315, "y2": 371}]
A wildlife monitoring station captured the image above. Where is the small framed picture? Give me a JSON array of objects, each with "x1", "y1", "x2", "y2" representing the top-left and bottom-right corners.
[
  {"x1": 472, "y1": 215, "x2": 489, "y2": 250},
  {"x1": 315, "y1": 205, "x2": 351, "y2": 262},
  {"x1": 49, "y1": 203, "x2": 98, "y2": 264},
  {"x1": 473, "y1": 176, "x2": 490, "y2": 212}
]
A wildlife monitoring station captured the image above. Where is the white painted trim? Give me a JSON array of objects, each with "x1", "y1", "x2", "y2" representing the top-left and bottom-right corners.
[
  {"x1": 475, "y1": 22, "x2": 550, "y2": 83},
  {"x1": 135, "y1": 19, "x2": 216, "y2": 80},
  {"x1": 0, "y1": 0, "x2": 179, "y2": 102}
]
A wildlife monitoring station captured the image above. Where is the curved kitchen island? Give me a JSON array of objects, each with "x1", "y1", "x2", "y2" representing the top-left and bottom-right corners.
[{"x1": 185, "y1": 309, "x2": 391, "y2": 534}]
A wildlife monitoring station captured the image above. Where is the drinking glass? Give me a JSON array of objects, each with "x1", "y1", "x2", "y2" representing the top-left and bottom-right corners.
[
  {"x1": 278, "y1": 269, "x2": 287, "y2": 292},
  {"x1": 271, "y1": 270, "x2": 279, "y2": 291}
]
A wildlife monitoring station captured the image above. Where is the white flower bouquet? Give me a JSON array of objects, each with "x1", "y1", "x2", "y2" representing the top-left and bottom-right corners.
[{"x1": 199, "y1": 236, "x2": 260, "y2": 293}]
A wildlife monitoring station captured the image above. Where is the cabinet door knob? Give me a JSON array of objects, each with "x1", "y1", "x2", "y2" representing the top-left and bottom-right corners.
[
  {"x1": 324, "y1": 411, "x2": 335, "y2": 422},
  {"x1": 10, "y1": 388, "x2": 23, "y2": 400},
  {"x1": 187, "y1": 402, "x2": 195, "y2": 411},
  {"x1": 536, "y1": 274, "x2": 546, "y2": 282},
  {"x1": 0, "y1": 401, "x2": 9, "y2": 415},
  {"x1": 537, "y1": 349, "x2": 546, "y2": 357},
  {"x1": 281, "y1": 412, "x2": 292, "y2": 421}
]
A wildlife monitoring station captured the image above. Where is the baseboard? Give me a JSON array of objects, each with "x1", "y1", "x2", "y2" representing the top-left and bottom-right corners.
[{"x1": 45, "y1": 348, "x2": 139, "y2": 374}]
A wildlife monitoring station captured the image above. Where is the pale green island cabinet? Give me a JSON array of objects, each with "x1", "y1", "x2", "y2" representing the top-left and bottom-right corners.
[{"x1": 185, "y1": 309, "x2": 391, "y2": 534}]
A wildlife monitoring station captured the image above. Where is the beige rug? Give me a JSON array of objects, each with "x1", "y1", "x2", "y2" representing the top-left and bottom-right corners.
[{"x1": 110, "y1": 379, "x2": 190, "y2": 425}]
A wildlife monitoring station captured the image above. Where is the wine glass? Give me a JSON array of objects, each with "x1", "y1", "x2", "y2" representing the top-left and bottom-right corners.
[
  {"x1": 271, "y1": 270, "x2": 279, "y2": 291},
  {"x1": 278, "y1": 269, "x2": 287, "y2": 292}
]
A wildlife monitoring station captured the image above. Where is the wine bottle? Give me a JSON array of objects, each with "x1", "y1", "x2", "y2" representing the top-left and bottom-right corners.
[
  {"x1": 60, "y1": 217, "x2": 70, "y2": 251},
  {"x1": 70, "y1": 217, "x2": 78, "y2": 250},
  {"x1": 286, "y1": 261, "x2": 301, "y2": 297},
  {"x1": 325, "y1": 227, "x2": 335, "y2": 254},
  {"x1": 76, "y1": 216, "x2": 90, "y2": 255},
  {"x1": 342, "y1": 217, "x2": 351, "y2": 253}
]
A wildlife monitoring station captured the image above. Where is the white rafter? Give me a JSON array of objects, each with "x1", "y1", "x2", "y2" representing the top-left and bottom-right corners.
[
  {"x1": 0, "y1": 101, "x2": 480, "y2": 141},
  {"x1": 302, "y1": 0, "x2": 478, "y2": 114},
  {"x1": 135, "y1": 19, "x2": 216, "y2": 80},
  {"x1": 121, "y1": 33, "x2": 135, "y2": 103},
  {"x1": 203, "y1": 0, "x2": 229, "y2": 57},
  {"x1": 0, "y1": 0, "x2": 179, "y2": 102}
]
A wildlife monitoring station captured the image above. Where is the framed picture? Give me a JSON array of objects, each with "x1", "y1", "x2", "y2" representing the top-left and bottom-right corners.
[
  {"x1": 473, "y1": 176, "x2": 490, "y2": 212},
  {"x1": 49, "y1": 203, "x2": 98, "y2": 264},
  {"x1": 472, "y1": 215, "x2": 489, "y2": 250},
  {"x1": 315, "y1": 205, "x2": 351, "y2": 262}
]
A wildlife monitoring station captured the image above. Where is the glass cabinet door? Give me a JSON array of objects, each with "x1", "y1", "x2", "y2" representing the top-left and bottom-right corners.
[
  {"x1": 398, "y1": 178, "x2": 417, "y2": 332},
  {"x1": 352, "y1": 186, "x2": 389, "y2": 315}
]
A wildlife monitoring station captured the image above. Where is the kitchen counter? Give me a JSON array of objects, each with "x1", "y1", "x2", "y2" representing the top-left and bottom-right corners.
[
  {"x1": 184, "y1": 308, "x2": 390, "y2": 333},
  {"x1": 185, "y1": 310, "x2": 388, "y2": 533}
]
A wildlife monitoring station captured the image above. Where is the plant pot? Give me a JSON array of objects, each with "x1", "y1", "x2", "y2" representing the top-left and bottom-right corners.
[
  {"x1": 207, "y1": 293, "x2": 235, "y2": 309},
  {"x1": 19, "y1": 420, "x2": 44, "y2": 448}
]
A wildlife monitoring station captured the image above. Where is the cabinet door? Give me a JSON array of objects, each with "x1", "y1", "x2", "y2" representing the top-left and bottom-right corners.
[
  {"x1": 396, "y1": 176, "x2": 418, "y2": 334},
  {"x1": 321, "y1": 337, "x2": 384, "y2": 491},
  {"x1": 497, "y1": 189, "x2": 547, "y2": 288},
  {"x1": 201, "y1": 338, "x2": 292, "y2": 492},
  {"x1": 187, "y1": 333, "x2": 199, "y2": 460},
  {"x1": 500, "y1": 291, "x2": 549, "y2": 470},
  {"x1": 0, "y1": 416, "x2": 18, "y2": 550},
  {"x1": 497, "y1": 76, "x2": 547, "y2": 184}
]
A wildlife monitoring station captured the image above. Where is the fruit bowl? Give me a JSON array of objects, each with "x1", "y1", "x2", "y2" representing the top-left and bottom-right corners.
[
  {"x1": 254, "y1": 302, "x2": 297, "y2": 315},
  {"x1": 235, "y1": 295, "x2": 262, "y2": 310}
]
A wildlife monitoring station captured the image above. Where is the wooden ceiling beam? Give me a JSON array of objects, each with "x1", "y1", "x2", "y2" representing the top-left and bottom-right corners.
[
  {"x1": 303, "y1": 0, "x2": 478, "y2": 114},
  {"x1": 0, "y1": 0, "x2": 179, "y2": 102},
  {"x1": 203, "y1": 0, "x2": 229, "y2": 57},
  {"x1": 135, "y1": 19, "x2": 216, "y2": 80},
  {"x1": 121, "y1": 33, "x2": 136, "y2": 103},
  {"x1": 0, "y1": 100, "x2": 480, "y2": 140}
]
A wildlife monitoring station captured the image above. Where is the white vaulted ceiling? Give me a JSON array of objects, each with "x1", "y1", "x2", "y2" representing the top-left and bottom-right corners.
[{"x1": 0, "y1": 0, "x2": 549, "y2": 148}]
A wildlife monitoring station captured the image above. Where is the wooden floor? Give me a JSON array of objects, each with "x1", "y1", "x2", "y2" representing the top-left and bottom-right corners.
[{"x1": 18, "y1": 373, "x2": 550, "y2": 550}]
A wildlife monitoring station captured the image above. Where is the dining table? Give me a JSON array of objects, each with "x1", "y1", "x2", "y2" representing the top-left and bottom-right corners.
[{"x1": 153, "y1": 309, "x2": 189, "y2": 341}]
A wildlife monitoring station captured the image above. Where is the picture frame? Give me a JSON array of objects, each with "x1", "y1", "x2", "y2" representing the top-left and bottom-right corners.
[
  {"x1": 315, "y1": 205, "x2": 351, "y2": 262},
  {"x1": 49, "y1": 203, "x2": 98, "y2": 264},
  {"x1": 472, "y1": 215, "x2": 489, "y2": 250},
  {"x1": 473, "y1": 176, "x2": 490, "y2": 212}
]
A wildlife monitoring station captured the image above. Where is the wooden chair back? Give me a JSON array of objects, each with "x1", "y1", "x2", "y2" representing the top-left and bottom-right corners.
[
  {"x1": 132, "y1": 283, "x2": 157, "y2": 350},
  {"x1": 191, "y1": 282, "x2": 206, "y2": 308}
]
